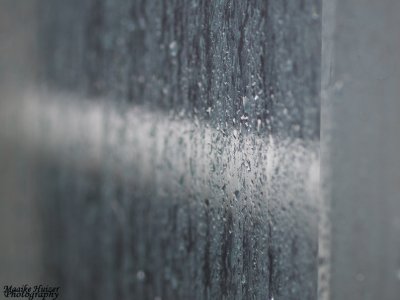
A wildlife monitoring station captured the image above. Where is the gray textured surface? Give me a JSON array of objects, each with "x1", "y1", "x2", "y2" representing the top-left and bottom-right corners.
[
  {"x1": 323, "y1": 0, "x2": 400, "y2": 299},
  {"x1": 1, "y1": 1, "x2": 321, "y2": 299},
  {"x1": 38, "y1": 0, "x2": 320, "y2": 139},
  {"x1": 22, "y1": 95, "x2": 319, "y2": 299}
]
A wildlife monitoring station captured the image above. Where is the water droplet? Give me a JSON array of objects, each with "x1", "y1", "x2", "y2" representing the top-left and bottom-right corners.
[
  {"x1": 242, "y1": 95, "x2": 248, "y2": 105},
  {"x1": 136, "y1": 270, "x2": 146, "y2": 281},
  {"x1": 245, "y1": 160, "x2": 251, "y2": 172},
  {"x1": 257, "y1": 119, "x2": 262, "y2": 132},
  {"x1": 285, "y1": 59, "x2": 293, "y2": 72},
  {"x1": 169, "y1": 41, "x2": 178, "y2": 57}
]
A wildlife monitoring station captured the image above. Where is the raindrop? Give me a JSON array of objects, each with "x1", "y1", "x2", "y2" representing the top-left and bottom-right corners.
[
  {"x1": 242, "y1": 96, "x2": 251, "y2": 113},
  {"x1": 257, "y1": 119, "x2": 262, "y2": 132},
  {"x1": 285, "y1": 59, "x2": 293, "y2": 72},
  {"x1": 245, "y1": 160, "x2": 251, "y2": 172},
  {"x1": 241, "y1": 275, "x2": 246, "y2": 284},
  {"x1": 136, "y1": 270, "x2": 146, "y2": 281},
  {"x1": 242, "y1": 96, "x2": 248, "y2": 107},
  {"x1": 169, "y1": 41, "x2": 178, "y2": 57}
]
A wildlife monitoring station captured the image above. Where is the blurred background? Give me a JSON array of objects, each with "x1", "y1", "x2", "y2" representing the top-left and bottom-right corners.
[{"x1": 0, "y1": 0, "x2": 42, "y2": 284}]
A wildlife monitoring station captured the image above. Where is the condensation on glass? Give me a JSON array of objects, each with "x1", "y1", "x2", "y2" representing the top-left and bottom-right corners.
[{"x1": 0, "y1": 1, "x2": 321, "y2": 299}]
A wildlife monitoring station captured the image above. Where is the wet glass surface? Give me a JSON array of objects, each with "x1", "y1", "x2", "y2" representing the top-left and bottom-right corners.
[{"x1": 1, "y1": 1, "x2": 321, "y2": 299}]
